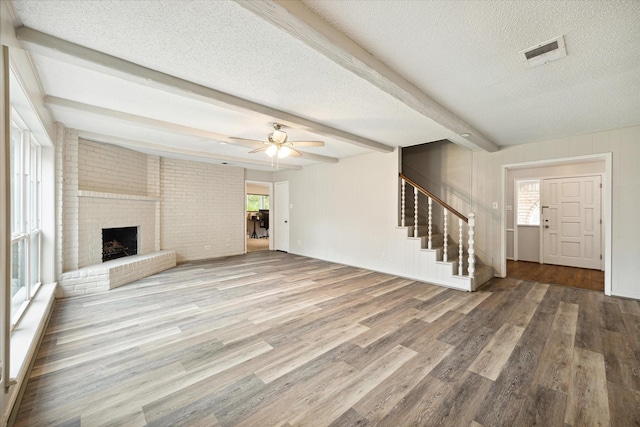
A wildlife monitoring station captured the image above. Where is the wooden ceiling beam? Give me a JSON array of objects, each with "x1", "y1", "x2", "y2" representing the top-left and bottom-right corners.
[
  {"x1": 76, "y1": 130, "x2": 302, "y2": 171},
  {"x1": 237, "y1": 0, "x2": 500, "y2": 153},
  {"x1": 16, "y1": 26, "x2": 393, "y2": 154},
  {"x1": 45, "y1": 96, "x2": 339, "y2": 164}
]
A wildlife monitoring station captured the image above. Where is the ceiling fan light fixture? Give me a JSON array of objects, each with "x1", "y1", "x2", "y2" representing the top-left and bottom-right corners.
[
  {"x1": 266, "y1": 145, "x2": 278, "y2": 157},
  {"x1": 278, "y1": 145, "x2": 291, "y2": 159}
]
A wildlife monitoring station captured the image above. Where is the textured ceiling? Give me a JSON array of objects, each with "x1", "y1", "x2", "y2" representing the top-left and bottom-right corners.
[
  {"x1": 304, "y1": 0, "x2": 640, "y2": 144},
  {"x1": 9, "y1": 0, "x2": 640, "y2": 170}
]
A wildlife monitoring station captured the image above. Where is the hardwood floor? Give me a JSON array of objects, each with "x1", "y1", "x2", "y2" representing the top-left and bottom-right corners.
[
  {"x1": 507, "y1": 260, "x2": 605, "y2": 292},
  {"x1": 246, "y1": 236, "x2": 269, "y2": 252},
  {"x1": 13, "y1": 252, "x2": 639, "y2": 426}
]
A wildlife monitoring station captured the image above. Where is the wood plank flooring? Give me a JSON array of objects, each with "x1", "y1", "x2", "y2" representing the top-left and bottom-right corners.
[
  {"x1": 507, "y1": 260, "x2": 605, "y2": 291},
  {"x1": 13, "y1": 251, "x2": 639, "y2": 426}
]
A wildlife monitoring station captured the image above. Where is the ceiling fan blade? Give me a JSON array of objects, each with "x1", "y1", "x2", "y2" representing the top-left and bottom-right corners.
[
  {"x1": 228, "y1": 137, "x2": 267, "y2": 148},
  {"x1": 249, "y1": 146, "x2": 270, "y2": 154},
  {"x1": 288, "y1": 148, "x2": 303, "y2": 158},
  {"x1": 290, "y1": 141, "x2": 324, "y2": 147}
]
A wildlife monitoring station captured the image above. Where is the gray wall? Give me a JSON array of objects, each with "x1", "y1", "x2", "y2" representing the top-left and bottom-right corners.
[{"x1": 402, "y1": 140, "x2": 472, "y2": 241}]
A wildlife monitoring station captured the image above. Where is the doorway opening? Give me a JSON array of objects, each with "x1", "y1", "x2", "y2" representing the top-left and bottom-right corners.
[
  {"x1": 246, "y1": 181, "x2": 272, "y2": 253},
  {"x1": 502, "y1": 154, "x2": 611, "y2": 294}
]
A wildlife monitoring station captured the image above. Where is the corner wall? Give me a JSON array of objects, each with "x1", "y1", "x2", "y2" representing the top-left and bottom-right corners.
[{"x1": 60, "y1": 135, "x2": 246, "y2": 269}]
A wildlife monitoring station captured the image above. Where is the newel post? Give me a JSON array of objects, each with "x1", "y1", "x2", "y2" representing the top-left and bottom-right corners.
[
  {"x1": 443, "y1": 209, "x2": 448, "y2": 262},
  {"x1": 467, "y1": 212, "x2": 475, "y2": 278},
  {"x1": 401, "y1": 178, "x2": 406, "y2": 227},
  {"x1": 413, "y1": 187, "x2": 419, "y2": 238},
  {"x1": 427, "y1": 197, "x2": 433, "y2": 249},
  {"x1": 458, "y1": 218, "x2": 464, "y2": 276}
]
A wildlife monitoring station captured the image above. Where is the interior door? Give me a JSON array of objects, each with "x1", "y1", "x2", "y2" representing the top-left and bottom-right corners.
[
  {"x1": 274, "y1": 181, "x2": 289, "y2": 252},
  {"x1": 542, "y1": 175, "x2": 601, "y2": 269}
]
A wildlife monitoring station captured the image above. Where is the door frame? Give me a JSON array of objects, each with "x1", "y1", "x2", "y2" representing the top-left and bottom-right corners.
[
  {"x1": 245, "y1": 180, "x2": 273, "y2": 253},
  {"x1": 501, "y1": 153, "x2": 612, "y2": 295},
  {"x1": 274, "y1": 181, "x2": 290, "y2": 253}
]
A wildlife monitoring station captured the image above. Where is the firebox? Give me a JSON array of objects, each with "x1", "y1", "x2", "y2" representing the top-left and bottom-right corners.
[{"x1": 102, "y1": 227, "x2": 138, "y2": 262}]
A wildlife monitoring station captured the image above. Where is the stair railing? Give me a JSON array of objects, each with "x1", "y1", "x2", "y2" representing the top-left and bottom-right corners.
[{"x1": 399, "y1": 173, "x2": 475, "y2": 278}]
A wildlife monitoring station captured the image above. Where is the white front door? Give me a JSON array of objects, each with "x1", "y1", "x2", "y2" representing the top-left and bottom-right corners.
[
  {"x1": 274, "y1": 181, "x2": 289, "y2": 252},
  {"x1": 542, "y1": 175, "x2": 601, "y2": 269}
]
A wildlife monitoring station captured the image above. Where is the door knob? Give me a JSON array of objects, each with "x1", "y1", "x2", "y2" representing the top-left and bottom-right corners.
[
  {"x1": 284, "y1": 220, "x2": 288, "y2": 223},
  {"x1": 544, "y1": 225, "x2": 549, "y2": 228}
]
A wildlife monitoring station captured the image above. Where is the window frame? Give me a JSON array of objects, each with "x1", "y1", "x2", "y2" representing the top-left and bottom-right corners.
[
  {"x1": 9, "y1": 110, "x2": 42, "y2": 329},
  {"x1": 246, "y1": 193, "x2": 269, "y2": 212}
]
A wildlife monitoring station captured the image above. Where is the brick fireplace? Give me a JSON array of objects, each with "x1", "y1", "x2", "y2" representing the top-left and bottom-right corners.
[{"x1": 58, "y1": 133, "x2": 174, "y2": 297}]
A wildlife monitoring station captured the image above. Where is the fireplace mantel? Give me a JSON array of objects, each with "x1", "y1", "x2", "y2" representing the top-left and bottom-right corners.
[{"x1": 78, "y1": 190, "x2": 159, "y2": 202}]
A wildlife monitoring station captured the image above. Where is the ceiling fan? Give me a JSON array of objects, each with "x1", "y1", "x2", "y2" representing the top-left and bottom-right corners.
[{"x1": 230, "y1": 123, "x2": 324, "y2": 159}]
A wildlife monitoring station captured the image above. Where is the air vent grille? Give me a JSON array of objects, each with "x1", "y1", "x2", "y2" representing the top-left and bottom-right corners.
[
  {"x1": 524, "y1": 40, "x2": 559, "y2": 60},
  {"x1": 519, "y1": 36, "x2": 567, "y2": 68}
]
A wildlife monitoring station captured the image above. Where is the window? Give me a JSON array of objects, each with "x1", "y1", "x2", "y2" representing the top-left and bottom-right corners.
[
  {"x1": 10, "y1": 112, "x2": 42, "y2": 326},
  {"x1": 516, "y1": 180, "x2": 540, "y2": 226},
  {"x1": 247, "y1": 194, "x2": 269, "y2": 212}
]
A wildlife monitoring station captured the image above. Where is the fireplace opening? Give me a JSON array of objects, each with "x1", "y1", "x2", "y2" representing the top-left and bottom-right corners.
[{"x1": 102, "y1": 227, "x2": 138, "y2": 262}]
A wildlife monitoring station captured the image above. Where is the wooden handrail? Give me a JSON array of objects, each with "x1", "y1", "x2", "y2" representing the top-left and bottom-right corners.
[{"x1": 399, "y1": 173, "x2": 468, "y2": 223}]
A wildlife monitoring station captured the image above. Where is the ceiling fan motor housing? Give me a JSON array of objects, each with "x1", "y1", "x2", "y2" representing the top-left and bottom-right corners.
[{"x1": 270, "y1": 129, "x2": 288, "y2": 144}]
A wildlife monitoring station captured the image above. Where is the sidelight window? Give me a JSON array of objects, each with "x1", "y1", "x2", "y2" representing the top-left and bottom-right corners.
[{"x1": 516, "y1": 179, "x2": 540, "y2": 226}]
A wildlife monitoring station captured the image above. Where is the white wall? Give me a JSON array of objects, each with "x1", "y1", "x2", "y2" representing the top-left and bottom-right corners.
[
  {"x1": 275, "y1": 150, "x2": 407, "y2": 275},
  {"x1": 473, "y1": 125, "x2": 640, "y2": 299}
]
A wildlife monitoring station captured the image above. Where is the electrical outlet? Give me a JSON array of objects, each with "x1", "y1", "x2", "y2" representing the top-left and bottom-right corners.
[
  {"x1": 381, "y1": 252, "x2": 387, "y2": 259},
  {"x1": 204, "y1": 245, "x2": 211, "y2": 249},
  {"x1": 297, "y1": 240, "x2": 302, "y2": 246},
  {"x1": 506, "y1": 205, "x2": 513, "y2": 211}
]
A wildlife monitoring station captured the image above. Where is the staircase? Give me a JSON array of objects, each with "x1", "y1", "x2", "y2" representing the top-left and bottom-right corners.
[{"x1": 397, "y1": 173, "x2": 494, "y2": 291}]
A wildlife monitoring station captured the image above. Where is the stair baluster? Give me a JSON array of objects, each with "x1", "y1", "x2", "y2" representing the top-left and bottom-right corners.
[
  {"x1": 401, "y1": 179, "x2": 406, "y2": 227},
  {"x1": 443, "y1": 209, "x2": 448, "y2": 262},
  {"x1": 468, "y1": 212, "x2": 475, "y2": 278},
  {"x1": 458, "y1": 218, "x2": 463, "y2": 275},
  {"x1": 398, "y1": 174, "x2": 490, "y2": 291},
  {"x1": 413, "y1": 186, "x2": 418, "y2": 238},
  {"x1": 427, "y1": 197, "x2": 433, "y2": 250}
]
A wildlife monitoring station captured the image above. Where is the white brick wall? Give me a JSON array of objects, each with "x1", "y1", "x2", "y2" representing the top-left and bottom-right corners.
[
  {"x1": 61, "y1": 132, "x2": 246, "y2": 277},
  {"x1": 62, "y1": 129, "x2": 79, "y2": 271},
  {"x1": 160, "y1": 158, "x2": 245, "y2": 262},
  {"x1": 78, "y1": 139, "x2": 148, "y2": 195},
  {"x1": 148, "y1": 155, "x2": 161, "y2": 251},
  {"x1": 62, "y1": 136, "x2": 160, "y2": 270},
  {"x1": 55, "y1": 123, "x2": 65, "y2": 280}
]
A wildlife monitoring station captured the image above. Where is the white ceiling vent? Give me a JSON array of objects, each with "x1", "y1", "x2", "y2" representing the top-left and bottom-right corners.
[{"x1": 519, "y1": 35, "x2": 567, "y2": 68}]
